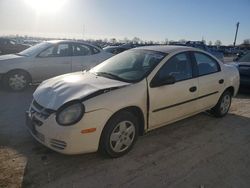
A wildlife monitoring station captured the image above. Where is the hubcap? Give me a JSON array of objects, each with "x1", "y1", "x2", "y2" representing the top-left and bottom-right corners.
[
  {"x1": 110, "y1": 121, "x2": 135, "y2": 153},
  {"x1": 8, "y1": 74, "x2": 27, "y2": 90},
  {"x1": 220, "y1": 94, "x2": 231, "y2": 114}
]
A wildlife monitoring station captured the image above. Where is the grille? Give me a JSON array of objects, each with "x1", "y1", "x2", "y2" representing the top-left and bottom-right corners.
[
  {"x1": 33, "y1": 100, "x2": 43, "y2": 111},
  {"x1": 50, "y1": 139, "x2": 67, "y2": 150},
  {"x1": 31, "y1": 100, "x2": 55, "y2": 120}
]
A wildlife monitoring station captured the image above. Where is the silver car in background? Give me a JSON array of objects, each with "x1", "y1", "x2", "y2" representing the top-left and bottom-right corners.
[{"x1": 0, "y1": 40, "x2": 113, "y2": 91}]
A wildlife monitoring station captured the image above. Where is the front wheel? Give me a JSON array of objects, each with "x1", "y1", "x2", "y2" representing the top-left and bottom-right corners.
[
  {"x1": 3, "y1": 70, "x2": 31, "y2": 91},
  {"x1": 99, "y1": 111, "x2": 139, "y2": 158},
  {"x1": 212, "y1": 90, "x2": 232, "y2": 117}
]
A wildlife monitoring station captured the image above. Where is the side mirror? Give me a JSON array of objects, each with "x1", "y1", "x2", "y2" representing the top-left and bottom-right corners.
[{"x1": 150, "y1": 75, "x2": 176, "y2": 87}]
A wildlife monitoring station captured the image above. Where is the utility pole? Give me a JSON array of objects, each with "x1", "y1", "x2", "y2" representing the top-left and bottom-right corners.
[
  {"x1": 83, "y1": 24, "x2": 85, "y2": 40},
  {"x1": 233, "y1": 22, "x2": 240, "y2": 47}
]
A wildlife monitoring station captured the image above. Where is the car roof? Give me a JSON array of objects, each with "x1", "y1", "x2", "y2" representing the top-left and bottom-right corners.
[
  {"x1": 104, "y1": 46, "x2": 128, "y2": 49},
  {"x1": 45, "y1": 40, "x2": 102, "y2": 49},
  {"x1": 135, "y1": 45, "x2": 196, "y2": 54}
]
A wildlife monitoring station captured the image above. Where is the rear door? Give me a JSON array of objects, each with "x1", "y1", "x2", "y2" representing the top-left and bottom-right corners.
[
  {"x1": 148, "y1": 52, "x2": 199, "y2": 129},
  {"x1": 192, "y1": 51, "x2": 225, "y2": 111},
  {"x1": 71, "y1": 43, "x2": 111, "y2": 71},
  {"x1": 33, "y1": 43, "x2": 72, "y2": 82}
]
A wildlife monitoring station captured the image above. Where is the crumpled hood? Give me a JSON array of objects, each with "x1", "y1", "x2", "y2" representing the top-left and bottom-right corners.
[
  {"x1": 0, "y1": 54, "x2": 22, "y2": 61},
  {"x1": 33, "y1": 72, "x2": 130, "y2": 110}
]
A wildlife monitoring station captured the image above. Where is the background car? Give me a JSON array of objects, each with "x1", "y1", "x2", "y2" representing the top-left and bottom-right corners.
[
  {"x1": 103, "y1": 45, "x2": 130, "y2": 55},
  {"x1": 185, "y1": 41, "x2": 224, "y2": 61},
  {"x1": 234, "y1": 52, "x2": 250, "y2": 87},
  {"x1": 0, "y1": 40, "x2": 113, "y2": 91},
  {"x1": 27, "y1": 46, "x2": 239, "y2": 158}
]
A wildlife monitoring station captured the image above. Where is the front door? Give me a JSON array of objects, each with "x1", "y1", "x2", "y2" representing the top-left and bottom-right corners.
[
  {"x1": 33, "y1": 43, "x2": 72, "y2": 82},
  {"x1": 148, "y1": 52, "x2": 199, "y2": 129}
]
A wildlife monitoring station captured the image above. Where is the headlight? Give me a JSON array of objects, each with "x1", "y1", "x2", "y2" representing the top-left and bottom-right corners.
[{"x1": 56, "y1": 101, "x2": 85, "y2": 126}]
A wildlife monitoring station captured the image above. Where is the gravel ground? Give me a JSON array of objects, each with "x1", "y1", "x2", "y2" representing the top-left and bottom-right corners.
[{"x1": 0, "y1": 86, "x2": 250, "y2": 188}]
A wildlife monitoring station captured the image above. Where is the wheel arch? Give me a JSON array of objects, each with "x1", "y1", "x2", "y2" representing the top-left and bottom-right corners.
[
  {"x1": 102, "y1": 106, "x2": 145, "y2": 138},
  {"x1": 224, "y1": 86, "x2": 235, "y2": 96}
]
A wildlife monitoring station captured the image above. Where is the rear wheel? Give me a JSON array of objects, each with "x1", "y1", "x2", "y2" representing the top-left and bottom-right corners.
[
  {"x1": 212, "y1": 90, "x2": 232, "y2": 117},
  {"x1": 99, "y1": 111, "x2": 139, "y2": 158},
  {"x1": 3, "y1": 70, "x2": 31, "y2": 91}
]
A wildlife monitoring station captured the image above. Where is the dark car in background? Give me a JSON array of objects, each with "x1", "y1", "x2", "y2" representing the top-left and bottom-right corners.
[
  {"x1": 234, "y1": 52, "x2": 250, "y2": 87},
  {"x1": 103, "y1": 45, "x2": 130, "y2": 55},
  {"x1": 169, "y1": 41, "x2": 224, "y2": 61},
  {"x1": 185, "y1": 41, "x2": 224, "y2": 61},
  {"x1": 103, "y1": 46, "x2": 127, "y2": 54}
]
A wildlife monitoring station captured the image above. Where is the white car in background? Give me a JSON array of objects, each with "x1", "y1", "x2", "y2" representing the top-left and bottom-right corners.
[
  {"x1": 26, "y1": 46, "x2": 239, "y2": 158},
  {"x1": 0, "y1": 40, "x2": 112, "y2": 91}
]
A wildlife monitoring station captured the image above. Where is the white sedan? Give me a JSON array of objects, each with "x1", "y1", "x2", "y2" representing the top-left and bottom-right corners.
[
  {"x1": 0, "y1": 40, "x2": 112, "y2": 91},
  {"x1": 26, "y1": 46, "x2": 239, "y2": 158}
]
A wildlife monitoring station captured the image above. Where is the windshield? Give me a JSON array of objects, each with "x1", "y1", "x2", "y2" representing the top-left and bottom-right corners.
[
  {"x1": 90, "y1": 49, "x2": 166, "y2": 83},
  {"x1": 238, "y1": 53, "x2": 250, "y2": 63},
  {"x1": 17, "y1": 42, "x2": 51, "y2": 57}
]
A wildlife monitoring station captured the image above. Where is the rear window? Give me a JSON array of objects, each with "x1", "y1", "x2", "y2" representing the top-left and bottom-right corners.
[{"x1": 194, "y1": 52, "x2": 220, "y2": 76}]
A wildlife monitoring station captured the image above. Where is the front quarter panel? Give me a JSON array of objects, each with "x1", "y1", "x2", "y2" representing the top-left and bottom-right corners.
[
  {"x1": 0, "y1": 57, "x2": 34, "y2": 74},
  {"x1": 83, "y1": 80, "x2": 148, "y2": 128}
]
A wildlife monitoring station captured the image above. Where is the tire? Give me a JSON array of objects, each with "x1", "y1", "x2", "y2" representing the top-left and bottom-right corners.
[
  {"x1": 3, "y1": 70, "x2": 31, "y2": 91},
  {"x1": 99, "y1": 111, "x2": 139, "y2": 158},
  {"x1": 212, "y1": 90, "x2": 232, "y2": 117}
]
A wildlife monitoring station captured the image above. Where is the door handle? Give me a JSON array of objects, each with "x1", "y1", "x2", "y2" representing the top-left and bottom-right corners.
[
  {"x1": 219, "y1": 79, "x2": 224, "y2": 84},
  {"x1": 189, "y1": 86, "x2": 197, "y2": 92}
]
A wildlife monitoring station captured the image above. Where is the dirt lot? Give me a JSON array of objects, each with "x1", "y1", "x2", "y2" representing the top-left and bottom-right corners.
[{"x1": 0, "y1": 87, "x2": 250, "y2": 188}]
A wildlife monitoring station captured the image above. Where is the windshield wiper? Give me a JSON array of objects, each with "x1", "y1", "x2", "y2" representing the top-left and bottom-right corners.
[
  {"x1": 15, "y1": 53, "x2": 27, "y2": 57},
  {"x1": 95, "y1": 72, "x2": 128, "y2": 82}
]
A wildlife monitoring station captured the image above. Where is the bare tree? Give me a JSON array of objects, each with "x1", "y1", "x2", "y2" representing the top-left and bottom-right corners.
[
  {"x1": 208, "y1": 41, "x2": 213, "y2": 46},
  {"x1": 214, "y1": 40, "x2": 222, "y2": 47},
  {"x1": 132, "y1": 37, "x2": 141, "y2": 44},
  {"x1": 110, "y1": 38, "x2": 117, "y2": 44},
  {"x1": 178, "y1": 39, "x2": 186, "y2": 43},
  {"x1": 165, "y1": 38, "x2": 169, "y2": 45},
  {"x1": 243, "y1": 39, "x2": 250, "y2": 45},
  {"x1": 123, "y1": 37, "x2": 130, "y2": 43}
]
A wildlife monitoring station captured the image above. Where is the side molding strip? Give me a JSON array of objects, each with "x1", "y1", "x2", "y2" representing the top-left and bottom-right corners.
[{"x1": 153, "y1": 91, "x2": 219, "y2": 113}]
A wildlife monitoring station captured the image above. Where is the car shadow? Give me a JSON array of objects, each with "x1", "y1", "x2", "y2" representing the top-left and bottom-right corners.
[{"x1": 0, "y1": 89, "x2": 250, "y2": 187}]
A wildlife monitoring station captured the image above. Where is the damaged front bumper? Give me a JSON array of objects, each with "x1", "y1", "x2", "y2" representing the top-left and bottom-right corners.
[{"x1": 26, "y1": 100, "x2": 112, "y2": 154}]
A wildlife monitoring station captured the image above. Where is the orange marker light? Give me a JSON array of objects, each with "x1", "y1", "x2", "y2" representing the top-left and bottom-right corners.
[{"x1": 81, "y1": 128, "x2": 96, "y2": 134}]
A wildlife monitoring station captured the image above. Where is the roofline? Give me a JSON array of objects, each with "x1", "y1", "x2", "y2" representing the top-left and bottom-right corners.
[
  {"x1": 44, "y1": 40, "x2": 102, "y2": 49},
  {"x1": 134, "y1": 45, "x2": 197, "y2": 53}
]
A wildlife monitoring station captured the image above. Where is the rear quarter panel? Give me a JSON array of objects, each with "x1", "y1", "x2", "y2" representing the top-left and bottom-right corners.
[{"x1": 223, "y1": 64, "x2": 240, "y2": 96}]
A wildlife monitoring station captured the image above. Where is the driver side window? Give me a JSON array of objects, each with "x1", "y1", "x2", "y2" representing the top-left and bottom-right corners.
[{"x1": 157, "y1": 52, "x2": 193, "y2": 82}]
